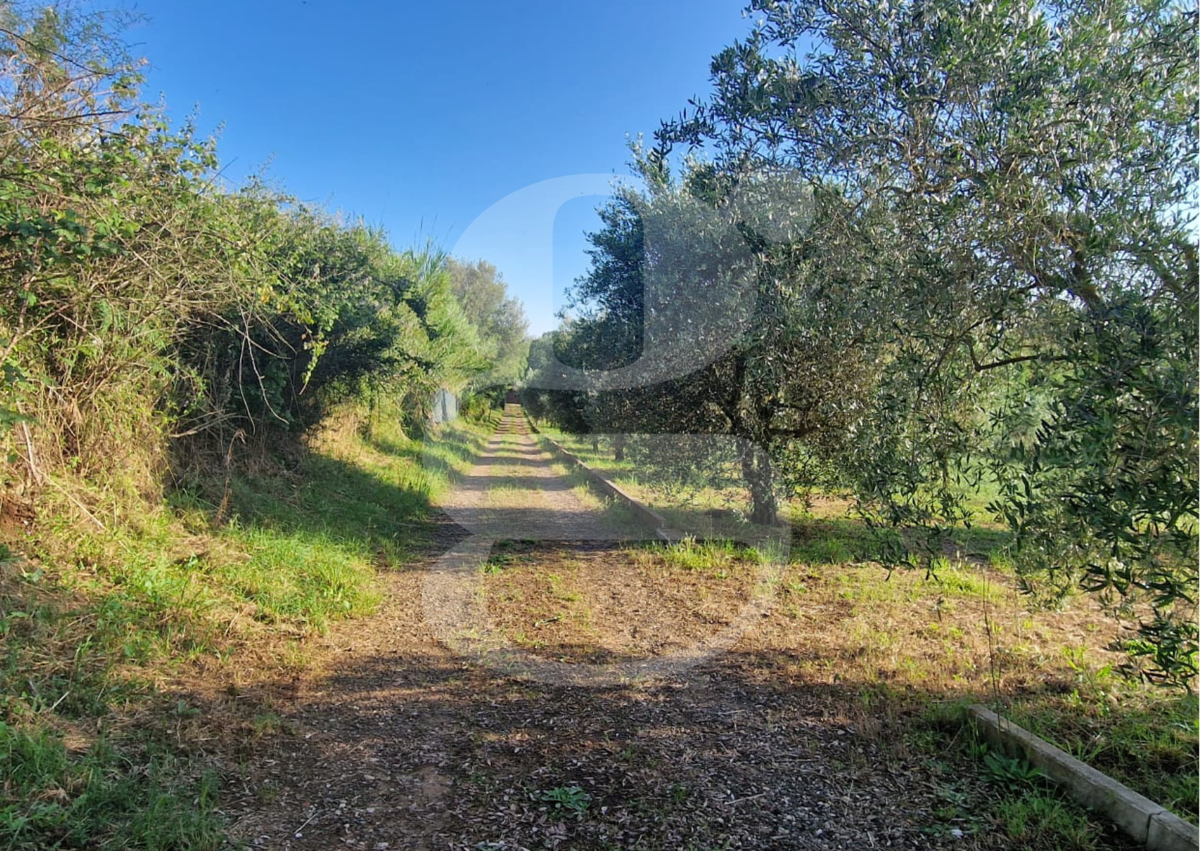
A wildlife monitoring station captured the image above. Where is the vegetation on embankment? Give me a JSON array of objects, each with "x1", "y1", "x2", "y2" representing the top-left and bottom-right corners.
[
  {"x1": 1, "y1": 402, "x2": 492, "y2": 849},
  {"x1": 0, "y1": 4, "x2": 517, "y2": 847}
]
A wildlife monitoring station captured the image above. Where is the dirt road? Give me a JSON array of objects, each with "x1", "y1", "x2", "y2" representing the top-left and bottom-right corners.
[{"x1": 223, "y1": 407, "x2": 985, "y2": 850}]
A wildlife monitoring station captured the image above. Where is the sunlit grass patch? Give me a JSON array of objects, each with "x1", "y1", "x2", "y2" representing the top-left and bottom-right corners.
[
  {"x1": 652, "y1": 537, "x2": 750, "y2": 575},
  {"x1": 931, "y1": 562, "x2": 992, "y2": 599},
  {"x1": 216, "y1": 527, "x2": 379, "y2": 629},
  {"x1": 0, "y1": 721, "x2": 224, "y2": 851}
]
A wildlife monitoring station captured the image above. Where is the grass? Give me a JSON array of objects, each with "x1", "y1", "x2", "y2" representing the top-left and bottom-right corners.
[
  {"x1": 0, "y1": 720, "x2": 224, "y2": 851},
  {"x1": 915, "y1": 705, "x2": 1160, "y2": 850},
  {"x1": 913, "y1": 719, "x2": 1118, "y2": 851},
  {"x1": 654, "y1": 537, "x2": 748, "y2": 575},
  {"x1": 0, "y1": 402, "x2": 494, "y2": 849},
  {"x1": 992, "y1": 789, "x2": 1107, "y2": 849},
  {"x1": 772, "y1": 550, "x2": 1197, "y2": 847},
  {"x1": 531, "y1": 420, "x2": 1199, "y2": 847},
  {"x1": 1005, "y1": 683, "x2": 1199, "y2": 821}
]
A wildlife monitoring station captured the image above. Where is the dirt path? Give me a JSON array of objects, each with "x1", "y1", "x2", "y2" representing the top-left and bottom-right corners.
[
  {"x1": 434, "y1": 405, "x2": 634, "y2": 543},
  {"x1": 222, "y1": 407, "x2": 986, "y2": 850}
]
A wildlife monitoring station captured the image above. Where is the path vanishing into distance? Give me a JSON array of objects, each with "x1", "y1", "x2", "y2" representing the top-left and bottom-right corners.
[
  {"x1": 434, "y1": 405, "x2": 633, "y2": 543},
  {"x1": 223, "y1": 406, "x2": 1000, "y2": 850}
]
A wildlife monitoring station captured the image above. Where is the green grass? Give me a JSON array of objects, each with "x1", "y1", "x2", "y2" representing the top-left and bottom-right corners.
[
  {"x1": 791, "y1": 518, "x2": 872, "y2": 565},
  {"x1": 907, "y1": 703, "x2": 1144, "y2": 851},
  {"x1": 991, "y1": 787, "x2": 1111, "y2": 850},
  {"x1": 215, "y1": 526, "x2": 379, "y2": 627},
  {"x1": 0, "y1": 403, "x2": 495, "y2": 849},
  {"x1": 655, "y1": 537, "x2": 749, "y2": 574},
  {"x1": 0, "y1": 721, "x2": 224, "y2": 851},
  {"x1": 1007, "y1": 688, "x2": 1199, "y2": 823}
]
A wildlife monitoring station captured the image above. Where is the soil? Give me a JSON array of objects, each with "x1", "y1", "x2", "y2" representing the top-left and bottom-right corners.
[{"x1": 211, "y1": 407, "x2": 1124, "y2": 851}]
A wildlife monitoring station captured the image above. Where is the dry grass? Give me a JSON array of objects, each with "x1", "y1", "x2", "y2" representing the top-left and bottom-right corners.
[
  {"x1": 480, "y1": 541, "x2": 760, "y2": 662},
  {"x1": 471, "y1": 540, "x2": 1128, "y2": 709}
]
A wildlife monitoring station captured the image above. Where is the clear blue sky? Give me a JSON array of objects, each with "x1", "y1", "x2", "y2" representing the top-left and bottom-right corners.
[{"x1": 123, "y1": 0, "x2": 756, "y2": 335}]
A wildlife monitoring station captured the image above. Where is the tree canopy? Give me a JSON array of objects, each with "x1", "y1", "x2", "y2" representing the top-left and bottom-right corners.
[
  {"x1": 528, "y1": 0, "x2": 1198, "y2": 684},
  {"x1": 445, "y1": 257, "x2": 530, "y2": 389},
  {"x1": 0, "y1": 2, "x2": 513, "y2": 486}
]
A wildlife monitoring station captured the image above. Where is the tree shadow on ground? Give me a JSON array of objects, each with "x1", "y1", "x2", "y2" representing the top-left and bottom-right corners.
[
  {"x1": 211, "y1": 636, "x2": 1147, "y2": 851},
  {"x1": 167, "y1": 426, "x2": 486, "y2": 568},
  {"x1": 195, "y1": 512, "x2": 1182, "y2": 851}
]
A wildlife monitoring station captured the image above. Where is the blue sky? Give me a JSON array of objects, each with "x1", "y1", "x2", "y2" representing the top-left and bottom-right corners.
[{"x1": 123, "y1": 0, "x2": 756, "y2": 334}]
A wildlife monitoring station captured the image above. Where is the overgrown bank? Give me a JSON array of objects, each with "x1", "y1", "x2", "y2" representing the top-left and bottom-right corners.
[
  {"x1": 0, "y1": 4, "x2": 518, "y2": 847},
  {"x1": 1, "y1": 401, "x2": 493, "y2": 849}
]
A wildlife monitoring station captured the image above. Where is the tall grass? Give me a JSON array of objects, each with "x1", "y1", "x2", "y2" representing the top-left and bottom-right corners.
[{"x1": 0, "y1": 402, "x2": 490, "y2": 848}]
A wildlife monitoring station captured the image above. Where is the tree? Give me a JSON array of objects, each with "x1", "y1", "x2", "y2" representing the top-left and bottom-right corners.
[
  {"x1": 537, "y1": 156, "x2": 874, "y2": 524},
  {"x1": 445, "y1": 257, "x2": 529, "y2": 388},
  {"x1": 0, "y1": 1, "x2": 498, "y2": 489},
  {"x1": 654, "y1": 0, "x2": 1197, "y2": 683}
]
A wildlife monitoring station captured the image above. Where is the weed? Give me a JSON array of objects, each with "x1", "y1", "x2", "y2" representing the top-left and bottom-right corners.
[
  {"x1": 535, "y1": 785, "x2": 592, "y2": 818},
  {"x1": 994, "y1": 789, "x2": 1107, "y2": 850},
  {"x1": 657, "y1": 538, "x2": 745, "y2": 573},
  {"x1": 793, "y1": 536, "x2": 855, "y2": 565},
  {"x1": 1007, "y1": 689, "x2": 1200, "y2": 821},
  {"x1": 982, "y1": 750, "x2": 1047, "y2": 787}
]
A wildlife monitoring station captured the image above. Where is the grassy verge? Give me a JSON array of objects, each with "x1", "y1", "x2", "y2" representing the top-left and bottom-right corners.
[
  {"x1": 0, "y1": 404, "x2": 492, "y2": 849},
  {"x1": 775, "y1": 552, "x2": 1197, "y2": 848},
  {"x1": 912, "y1": 690, "x2": 1197, "y2": 849},
  {"x1": 528, "y1": 424, "x2": 1197, "y2": 849},
  {"x1": 1001, "y1": 685, "x2": 1198, "y2": 821}
]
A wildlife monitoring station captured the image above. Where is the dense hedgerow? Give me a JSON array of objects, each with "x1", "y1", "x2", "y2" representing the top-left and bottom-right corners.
[{"x1": 0, "y1": 4, "x2": 490, "y2": 502}]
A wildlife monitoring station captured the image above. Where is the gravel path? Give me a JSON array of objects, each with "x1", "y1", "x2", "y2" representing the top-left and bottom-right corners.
[
  {"x1": 222, "y1": 407, "x2": 1014, "y2": 851},
  {"x1": 436, "y1": 405, "x2": 632, "y2": 542}
]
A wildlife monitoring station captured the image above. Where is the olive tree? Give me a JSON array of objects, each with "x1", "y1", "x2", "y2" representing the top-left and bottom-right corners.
[
  {"x1": 544, "y1": 156, "x2": 875, "y2": 524},
  {"x1": 655, "y1": 0, "x2": 1197, "y2": 683}
]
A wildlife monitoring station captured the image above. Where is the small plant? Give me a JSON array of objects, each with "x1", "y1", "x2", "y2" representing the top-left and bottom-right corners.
[
  {"x1": 535, "y1": 785, "x2": 591, "y2": 818},
  {"x1": 966, "y1": 739, "x2": 990, "y2": 762},
  {"x1": 480, "y1": 553, "x2": 511, "y2": 574},
  {"x1": 995, "y1": 789, "x2": 1105, "y2": 849},
  {"x1": 983, "y1": 750, "x2": 1047, "y2": 787}
]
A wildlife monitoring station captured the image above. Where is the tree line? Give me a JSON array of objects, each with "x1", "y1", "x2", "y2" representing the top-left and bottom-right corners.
[
  {"x1": 0, "y1": 3, "x2": 525, "y2": 500},
  {"x1": 524, "y1": 0, "x2": 1197, "y2": 685}
]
